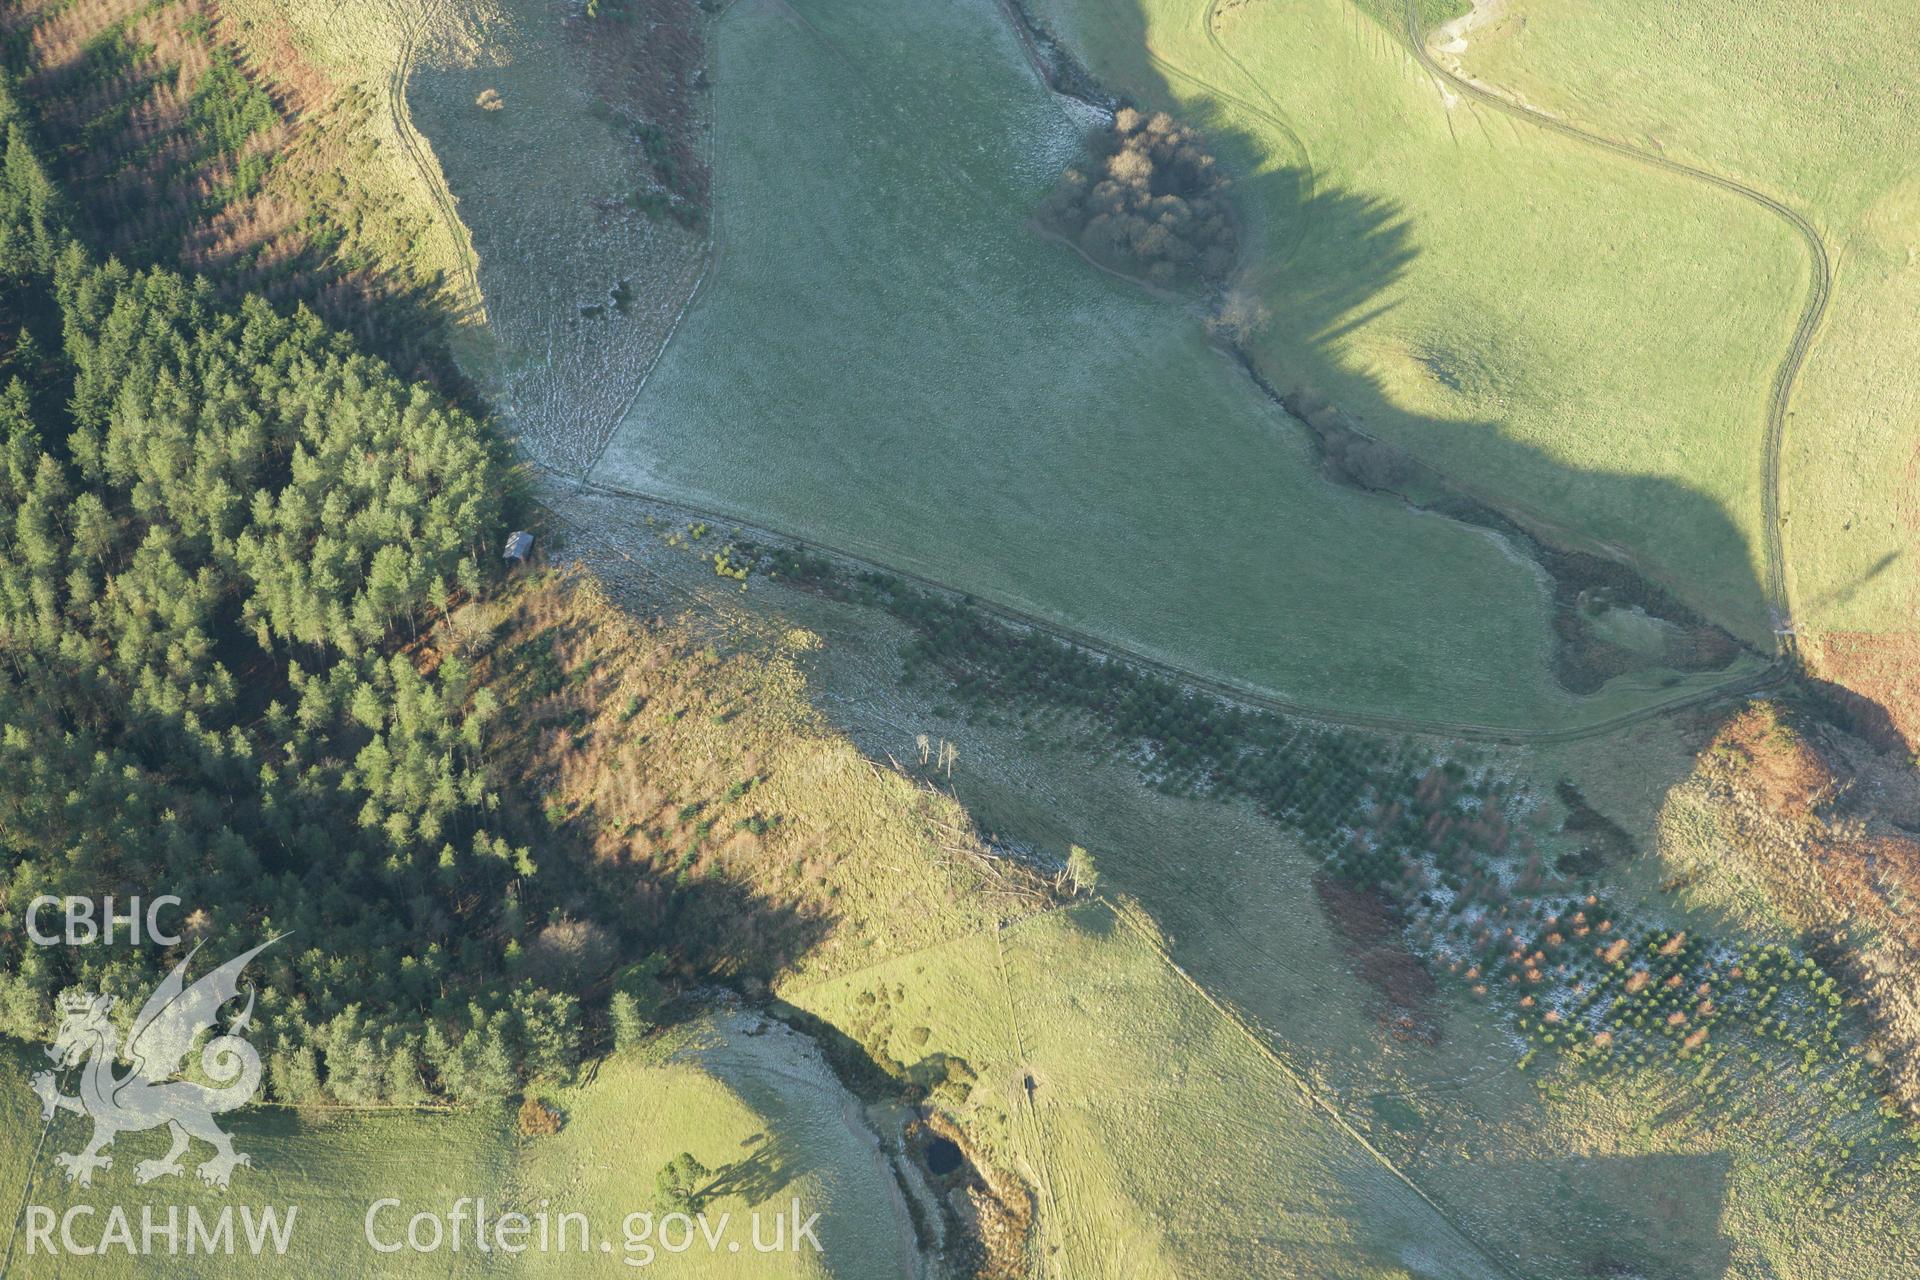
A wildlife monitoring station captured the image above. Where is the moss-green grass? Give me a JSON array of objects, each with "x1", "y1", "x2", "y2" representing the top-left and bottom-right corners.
[
  {"x1": 585, "y1": 0, "x2": 1725, "y2": 730},
  {"x1": 788, "y1": 902, "x2": 1504, "y2": 1278},
  {"x1": 0, "y1": 1018, "x2": 905, "y2": 1279},
  {"x1": 0, "y1": 1043, "x2": 514, "y2": 1278},
  {"x1": 1449, "y1": 0, "x2": 1920, "y2": 649},
  {"x1": 1033, "y1": 0, "x2": 1805, "y2": 646},
  {"x1": 509, "y1": 1016, "x2": 913, "y2": 1278}
]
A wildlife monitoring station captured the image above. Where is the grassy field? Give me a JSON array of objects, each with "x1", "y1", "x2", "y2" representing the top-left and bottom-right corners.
[
  {"x1": 0, "y1": 1042, "x2": 514, "y2": 1277},
  {"x1": 583, "y1": 0, "x2": 1740, "y2": 730},
  {"x1": 0, "y1": 1018, "x2": 906, "y2": 1278},
  {"x1": 787, "y1": 902, "x2": 1503, "y2": 1279},
  {"x1": 510, "y1": 1015, "x2": 915, "y2": 1278},
  {"x1": 208, "y1": 0, "x2": 487, "y2": 321},
  {"x1": 888, "y1": 703, "x2": 1920, "y2": 1279},
  {"x1": 1031, "y1": 0, "x2": 1805, "y2": 647},
  {"x1": 1446, "y1": 0, "x2": 1920, "y2": 732}
]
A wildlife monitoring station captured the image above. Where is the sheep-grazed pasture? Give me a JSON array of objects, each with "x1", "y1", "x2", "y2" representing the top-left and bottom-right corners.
[
  {"x1": 587, "y1": 0, "x2": 1740, "y2": 730},
  {"x1": 1448, "y1": 0, "x2": 1920, "y2": 741},
  {"x1": 1032, "y1": 0, "x2": 1806, "y2": 651},
  {"x1": 559, "y1": 500, "x2": 1920, "y2": 1280},
  {"x1": 0, "y1": 1047, "x2": 511, "y2": 1278},
  {"x1": 509, "y1": 1016, "x2": 918, "y2": 1279}
]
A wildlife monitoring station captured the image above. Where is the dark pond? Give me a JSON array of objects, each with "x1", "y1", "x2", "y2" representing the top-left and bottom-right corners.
[{"x1": 924, "y1": 1136, "x2": 963, "y2": 1176}]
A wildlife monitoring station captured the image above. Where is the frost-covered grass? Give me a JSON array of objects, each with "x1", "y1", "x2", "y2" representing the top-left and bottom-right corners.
[
  {"x1": 588, "y1": 0, "x2": 1678, "y2": 729},
  {"x1": 407, "y1": 0, "x2": 709, "y2": 473}
]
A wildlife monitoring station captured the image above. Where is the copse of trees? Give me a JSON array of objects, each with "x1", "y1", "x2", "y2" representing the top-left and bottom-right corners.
[{"x1": 1038, "y1": 106, "x2": 1237, "y2": 287}]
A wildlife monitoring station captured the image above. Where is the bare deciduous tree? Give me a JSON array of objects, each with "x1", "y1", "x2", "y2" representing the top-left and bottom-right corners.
[{"x1": 1206, "y1": 288, "x2": 1272, "y2": 345}]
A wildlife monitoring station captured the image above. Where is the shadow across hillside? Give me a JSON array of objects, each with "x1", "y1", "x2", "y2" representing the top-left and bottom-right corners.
[
  {"x1": 1013, "y1": 0, "x2": 1779, "y2": 698},
  {"x1": 1449, "y1": 1151, "x2": 1736, "y2": 1278}
]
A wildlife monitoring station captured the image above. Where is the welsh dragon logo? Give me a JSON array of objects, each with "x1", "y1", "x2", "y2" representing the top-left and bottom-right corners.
[{"x1": 31, "y1": 940, "x2": 275, "y2": 1189}]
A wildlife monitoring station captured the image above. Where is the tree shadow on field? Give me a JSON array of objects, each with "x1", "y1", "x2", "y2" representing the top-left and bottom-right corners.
[
  {"x1": 1284, "y1": 1098, "x2": 1735, "y2": 1276},
  {"x1": 696, "y1": 1129, "x2": 804, "y2": 1208},
  {"x1": 658, "y1": 860, "x2": 842, "y2": 985},
  {"x1": 1045, "y1": 0, "x2": 1800, "y2": 705}
]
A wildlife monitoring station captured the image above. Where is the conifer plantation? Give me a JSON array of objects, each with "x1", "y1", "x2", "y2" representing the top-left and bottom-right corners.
[{"x1": 0, "y1": 84, "x2": 596, "y2": 1103}]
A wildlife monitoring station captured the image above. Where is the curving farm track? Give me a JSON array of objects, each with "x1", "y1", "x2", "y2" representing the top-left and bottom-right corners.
[
  {"x1": 1399, "y1": 0, "x2": 1829, "y2": 658},
  {"x1": 1189, "y1": 0, "x2": 1827, "y2": 654},
  {"x1": 386, "y1": 0, "x2": 486, "y2": 323}
]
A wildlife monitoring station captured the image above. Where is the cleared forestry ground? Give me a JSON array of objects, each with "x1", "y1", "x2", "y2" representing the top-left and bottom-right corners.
[
  {"x1": 587, "y1": 0, "x2": 1733, "y2": 731},
  {"x1": 1033, "y1": 0, "x2": 1806, "y2": 652},
  {"x1": 211, "y1": 0, "x2": 488, "y2": 318},
  {"x1": 500, "y1": 499, "x2": 1920, "y2": 1280},
  {"x1": 1447, "y1": 0, "x2": 1920, "y2": 739}
]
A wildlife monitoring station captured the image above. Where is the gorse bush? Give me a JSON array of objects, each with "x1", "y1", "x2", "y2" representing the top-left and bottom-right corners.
[
  {"x1": 1039, "y1": 107, "x2": 1237, "y2": 287},
  {"x1": 517, "y1": 1096, "x2": 565, "y2": 1137}
]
